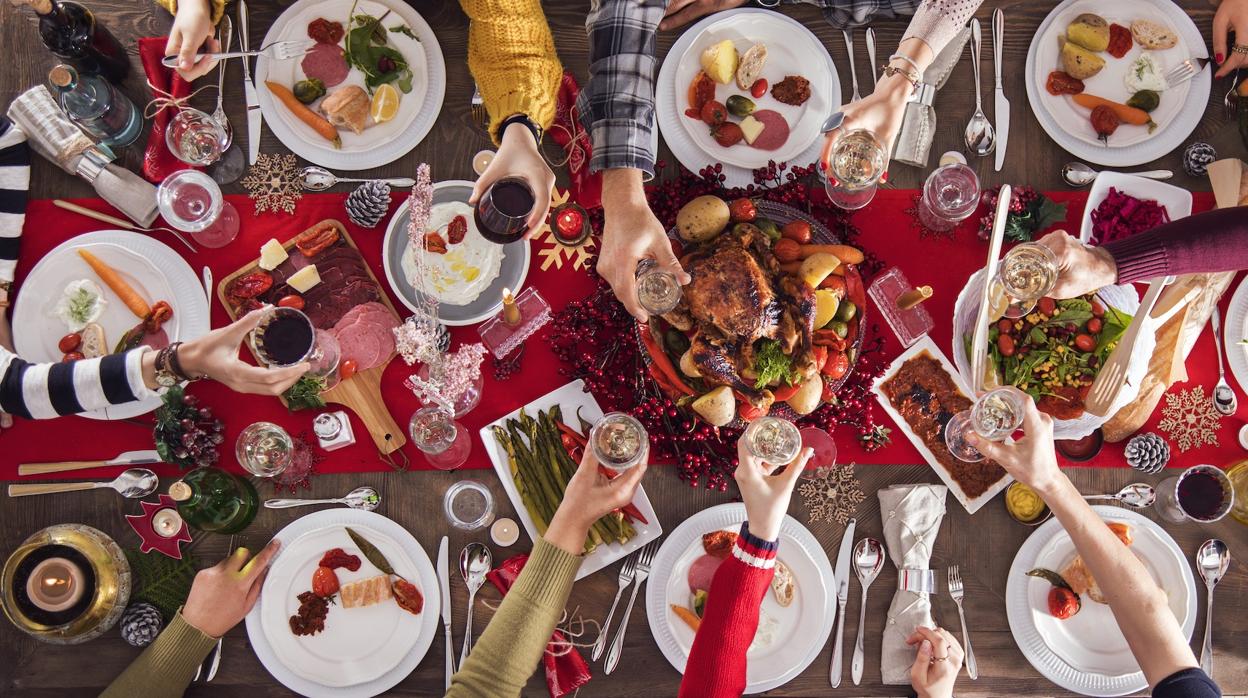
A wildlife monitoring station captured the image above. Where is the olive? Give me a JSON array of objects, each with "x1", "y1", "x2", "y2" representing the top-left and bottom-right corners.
[
  {"x1": 834, "y1": 300, "x2": 857, "y2": 322},
  {"x1": 726, "y1": 95, "x2": 756, "y2": 117}
]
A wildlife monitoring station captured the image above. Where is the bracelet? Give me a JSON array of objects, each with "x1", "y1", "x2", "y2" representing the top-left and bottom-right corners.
[
  {"x1": 880, "y1": 64, "x2": 921, "y2": 92},
  {"x1": 168, "y1": 342, "x2": 203, "y2": 382},
  {"x1": 497, "y1": 114, "x2": 543, "y2": 146},
  {"x1": 888, "y1": 52, "x2": 923, "y2": 79}
]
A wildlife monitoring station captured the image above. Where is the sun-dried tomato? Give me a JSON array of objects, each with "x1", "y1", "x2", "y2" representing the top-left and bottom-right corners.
[
  {"x1": 318, "y1": 548, "x2": 362, "y2": 571},
  {"x1": 702, "y1": 530, "x2": 738, "y2": 559},
  {"x1": 294, "y1": 222, "x2": 340, "y2": 258},
  {"x1": 289, "y1": 591, "x2": 330, "y2": 636},
  {"x1": 239, "y1": 297, "x2": 264, "y2": 314},
  {"x1": 1090, "y1": 105, "x2": 1120, "y2": 142},
  {"x1": 688, "y1": 71, "x2": 715, "y2": 113},
  {"x1": 392, "y1": 578, "x2": 424, "y2": 615},
  {"x1": 228, "y1": 271, "x2": 273, "y2": 300},
  {"x1": 143, "y1": 300, "x2": 174, "y2": 333},
  {"x1": 1107, "y1": 23, "x2": 1132, "y2": 59},
  {"x1": 446, "y1": 215, "x2": 467, "y2": 245},
  {"x1": 424, "y1": 232, "x2": 448, "y2": 254},
  {"x1": 1045, "y1": 71, "x2": 1084, "y2": 96},
  {"x1": 307, "y1": 17, "x2": 344, "y2": 45}
]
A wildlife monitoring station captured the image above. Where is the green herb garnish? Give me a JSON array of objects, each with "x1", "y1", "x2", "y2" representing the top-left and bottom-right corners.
[
  {"x1": 344, "y1": 0, "x2": 413, "y2": 93},
  {"x1": 283, "y1": 375, "x2": 327, "y2": 411},
  {"x1": 753, "y1": 338, "x2": 795, "y2": 390}
]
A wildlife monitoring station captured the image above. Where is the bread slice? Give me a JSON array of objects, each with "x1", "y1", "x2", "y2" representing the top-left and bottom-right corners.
[
  {"x1": 770, "y1": 560, "x2": 795, "y2": 607},
  {"x1": 340, "y1": 574, "x2": 393, "y2": 608},
  {"x1": 1130, "y1": 19, "x2": 1178, "y2": 50},
  {"x1": 321, "y1": 86, "x2": 370, "y2": 135},
  {"x1": 736, "y1": 43, "x2": 768, "y2": 91},
  {"x1": 79, "y1": 322, "x2": 107, "y2": 358}
]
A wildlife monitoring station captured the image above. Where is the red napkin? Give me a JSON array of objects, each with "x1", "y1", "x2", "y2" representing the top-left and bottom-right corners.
[
  {"x1": 550, "y1": 71, "x2": 602, "y2": 211},
  {"x1": 138, "y1": 36, "x2": 199, "y2": 183},
  {"x1": 486, "y1": 554, "x2": 592, "y2": 697}
]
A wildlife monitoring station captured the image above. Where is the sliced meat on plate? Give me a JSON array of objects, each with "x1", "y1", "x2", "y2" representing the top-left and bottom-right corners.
[
  {"x1": 300, "y1": 43, "x2": 350, "y2": 88},
  {"x1": 749, "y1": 110, "x2": 790, "y2": 151}
]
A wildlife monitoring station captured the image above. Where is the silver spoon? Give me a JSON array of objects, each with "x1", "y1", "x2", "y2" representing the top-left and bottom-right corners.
[
  {"x1": 1210, "y1": 308, "x2": 1238, "y2": 416},
  {"x1": 299, "y1": 166, "x2": 416, "y2": 191},
  {"x1": 212, "y1": 16, "x2": 234, "y2": 150},
  {"x1": 1060, "y1": 161, "x2": 1174, "y2": 188},
  {"x1": 965, "y1": 19, "x2": 996, "y2": 157},
  {"x1": 1082, "y1": 483, "x2": 1156, "y2": 508},
  {"x1": 7, "y1": 468, "x2": 158, "y2": 498},
  {"x1": 850, "y1": 537, "x2": 884, "y2": 686},
  {"x1": 459, "y1": 543, "x2": 492, "y2": 665},
  {"x1": 264, "y1": 486, "x2": 380, "y2": 511},
  {"x1": 1196, "y1": 539, "x2": 1230, "y2": 675}
]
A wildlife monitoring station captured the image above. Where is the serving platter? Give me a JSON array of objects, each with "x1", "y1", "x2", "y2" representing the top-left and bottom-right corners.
[
  {"x1": 246, "y1": 509, "x2": 440, "y2": 697},
  {"x1": 254, "y1": 0, "x2": 445, "y2": 170},
  {"x1": 646, "y1": 503, "x2": 834, "y2": 694},
  {"x1": 477, "y1": 379, "x2": 662, "y2": 581},
  {"x1": 1005, "y1": 506, "x2": 1196, "y2": 696},
  {"x1": 11, "y1": 230, "x2": 210, "y2": 421}
]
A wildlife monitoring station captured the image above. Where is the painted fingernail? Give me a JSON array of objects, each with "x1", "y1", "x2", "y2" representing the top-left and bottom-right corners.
[{"x1": 1216, "y1": 52, "x2": 1225, "y2": 64}]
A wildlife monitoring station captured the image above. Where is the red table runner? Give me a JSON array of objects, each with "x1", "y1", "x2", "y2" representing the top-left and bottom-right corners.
[{"x1": 2, "y1": 189, "x2": 1243, "y2": 483}]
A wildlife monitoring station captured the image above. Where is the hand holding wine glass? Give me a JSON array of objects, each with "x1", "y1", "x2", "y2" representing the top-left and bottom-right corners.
[
  {"x1": 173, "y1": 308, "x2": 309, "y2": 396},
  {"x1": 734, "y1": 436, "x2": 812, "y2": 542},
  {"x1": 965, "y1": 395, "x2": 1065, "y2": 496},
  {"x1": 1035, "y1": 230, "x2": 1119, "y2": 299},
  {"x1": 469, "y1": 122, "x2": 555, "y2": 241},
  {"x1": 545, "y1": 448, "x2": 648, "y2": 555}
]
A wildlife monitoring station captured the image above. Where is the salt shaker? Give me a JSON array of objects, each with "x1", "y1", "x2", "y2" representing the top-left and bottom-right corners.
[{"x1": 314, "y1": 411, "x2": 356, "y2": 451}]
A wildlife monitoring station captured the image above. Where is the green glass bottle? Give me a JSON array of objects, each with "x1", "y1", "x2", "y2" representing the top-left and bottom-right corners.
[{"x1": 168, "y1": 467, "x2": 259, "y2": 534}]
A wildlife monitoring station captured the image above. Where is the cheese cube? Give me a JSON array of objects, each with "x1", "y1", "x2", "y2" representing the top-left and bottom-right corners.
[
  {"x1": 258, "y1": 239, "x2": 288, "y2": 270},
  {"x1": 287, "y1": 264, "x2": 321, "y2": 293},
  {"x1": 739, "y1": 116, "x2": 766, "y2": 145}
]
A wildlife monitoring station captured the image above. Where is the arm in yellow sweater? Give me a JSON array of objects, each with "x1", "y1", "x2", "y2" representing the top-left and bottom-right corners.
[
  {"x1": 101, "y1": 610, "x2": 217, "y2": 698},
  {"x1": 459, "y1": 0, "x2": 563, "y2": 144},
  {"x1": 446, "y1": 538, "x2": 582, "y2": 698}
]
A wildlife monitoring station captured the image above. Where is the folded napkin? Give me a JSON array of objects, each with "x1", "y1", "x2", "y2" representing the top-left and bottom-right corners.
[
  {"x1": 879, "y1": 483, "x2": 947, "y2": 684},
  {"x1": 138, "y1": 36, "x2": 197, "y2": 184}
]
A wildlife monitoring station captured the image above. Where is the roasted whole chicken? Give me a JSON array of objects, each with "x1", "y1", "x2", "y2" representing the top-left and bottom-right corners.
[{"x1": 661, "y1": 224, "x2": 818, "y2": 410}]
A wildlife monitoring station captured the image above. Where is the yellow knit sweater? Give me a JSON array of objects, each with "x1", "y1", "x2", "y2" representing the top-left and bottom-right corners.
[{"x1": 157, "y1": 0, "x2": 562, "y2": 145}]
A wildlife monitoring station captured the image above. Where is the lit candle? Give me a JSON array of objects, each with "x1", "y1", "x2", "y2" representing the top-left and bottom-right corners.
[
  {"x1": 472, "y1": 150, "x2": 496, "y2": 176},
  {"x1": 26, "y1": 557, "x2": 85, "y2": 613},
  {"x1": 501, "y1": 287, "x2": 521, "y2": 327},
  {"x1": 151, "y1": 508, "x2": 184, "y2": 538},
  {"x1": 491, "y1": 518, "x2": 519, "y2": 547},
  {"x1": 551, "y1": 203, "x2": 589, "y2": 246}
]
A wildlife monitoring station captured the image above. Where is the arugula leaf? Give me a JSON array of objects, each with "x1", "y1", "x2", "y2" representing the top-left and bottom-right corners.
[
  {"x1": 284, "y1": 375, "x2": 327, "y2": 411},
  {"x1": 1056, "y1": 298, "x2": 1092, "y2": 313},
  {"x1": 753, "y1": 339, "x2": 795, "y2": 390},
  {"x1": 1029, "y1": 326, "x2": 1048, "y2": 345}
]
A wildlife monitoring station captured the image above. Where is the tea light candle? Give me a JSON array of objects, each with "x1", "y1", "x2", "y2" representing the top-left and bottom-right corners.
[
  {"x1": 491, "y1": 518, "x2": 519, "y2": 547},
  {"x1": 472, "y1": 150, "x2": 495, "y2": 176},
  {"x1": 501, "y1": 287, "x2": 522, "y2": 327},
  {"x1": 551, "y1": 203, "x2": 590, "y2": 246},
  {"x1": 25, "y1": 557, "x2": 85, "y2": 613},
  {"x1": 151, "y1": 508, "x2": 184, "y2": 538}
]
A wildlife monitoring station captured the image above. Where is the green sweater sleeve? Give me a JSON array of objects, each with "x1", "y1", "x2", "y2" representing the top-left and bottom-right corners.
[
  {"x1": 101, "y1": 610, "x2": 217, "y2": 698},
  {"x1": 446, "y1": 538, "x2": 582, "y2": 698}
]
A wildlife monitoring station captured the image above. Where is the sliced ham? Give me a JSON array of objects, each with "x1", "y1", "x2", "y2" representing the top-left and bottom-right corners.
[
  {"x1": 301, "y1": 43, "x2": 350, "y2": 88},
  {"x1": 687, "y1": 554, "x2": 723, "y2": 595},
  {"x1": 750, "y1": 110, "x2": 790, "y2": 151}
]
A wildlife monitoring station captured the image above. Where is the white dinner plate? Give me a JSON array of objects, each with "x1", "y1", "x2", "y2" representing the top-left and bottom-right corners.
[
  {"x1": 1025, "y1": 0, "x2": 1210, "y2": 166},
  {"x1": 1225, "y1": 275, "x2": 1248, "y2": 396},
  {"x1": 11, "y1": 230, "x2": 209, "y2": 420},
  {"x1": 1077, "y1": 171, "x2": 1192, "y2": 244},
  {"x1": 477, "y1": 379, "x2": 662, "y2": 581},
  {"x1": 1005, "y1": 506, "x2": 1196, "y2": 696},
  {"x1": 657, "y1": 8, "x2": 839, "y2": 188},
  {"x1": 382, "y1": 180, "x2": 530, "y2": 326},
  {"x1": 246, "y1": 509, "x2": 440, "y2": 697},
  {"x1": 646, "y1": 503, "x2": 834, "y2": 694},
  {"x1": 255, "y1": 0, "x2": 445, "y2": 170}
]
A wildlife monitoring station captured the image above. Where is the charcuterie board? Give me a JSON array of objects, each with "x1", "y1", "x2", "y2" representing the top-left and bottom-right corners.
[{"x1": 217, "y1": 220, "x2": 407, "y2": 454}]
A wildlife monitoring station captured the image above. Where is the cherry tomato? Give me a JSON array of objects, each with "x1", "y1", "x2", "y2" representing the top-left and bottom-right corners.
[
  {"x1": 1037, "y1": 297, "x2": 1057, "y2": 316},
  {"x1": 997, "y1": 319, "x2": 1014, "y2": 335},
  {"x1": 821, "y1": 351, "x2": 849, "y2": 379},
  {"x1": 1091, "y1": 299, "x2": 1106, "y2": 317},
  {"x1": 1048, "y1": 586, "x2": 1081, "y2": 619},
  {"x1": 57, "y1": 333, "x2": 82, "y2": 353},
  {"x1": 1085, "y1": 317, "x2": 1103, "y2": 334},
  {"x1": 780, "y1": 221, "x2": 812, "y2": 243},
  {"x1": 61, "y1": 351, "x2": 84, "y2": 362},
  {"x1": 277, "y1": 294, "x2": 305, "y2": 310},
  {"x1": 1074, "y1": 334, "x2": 1096, "y2": 352},
  {"x1": 710, "y1": 122, "x2": 744, "y2": 147},
  {"x1": 700, "y1": 100, "x2": 727, "y2": 126},
  {"x1": 728, "y1": 198, "x2": 756, "y2": 222},
  {"x1": 997, "y1": 334, "x2": 1017, "y2": 357},
  {"x1": 750, "y1": 78, "x2": 768, "y2": 99},
  {"x1": 339, "y1": 359, "x2": 358, "y2": 381},
  {"x1": 773, "y1": 238, "x2": 801, "y2": 262},
  {"x1": 311, "y1": 566, "x2": 339, "y2": 597}
]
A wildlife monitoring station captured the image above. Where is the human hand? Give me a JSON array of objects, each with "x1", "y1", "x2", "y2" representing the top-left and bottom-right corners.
[
  {"x1": 469, "y1": 122, "x2": 555, "y2": 240},
  {"x1": 819, "y1": 73, "x2": 912, "y2": 177},
  {"x1": 734, "y1": 440, "x2": 812, "y2": 541},
  {"x1": 164, "y1": 0, "x2": 219, "y2": 81},
  {"x1": 0, "y1": 308, "x2": 10, "y2": 431},
  {"x1": 1036, "y1": 230, "x2": 1119, "y2": 299},
  {"x1": 598, "y1": 170, "x2": 690, "y2": 321},
  {"x1": 181, "y1": 540, "x2": 280, "y2": 638},
  {"x1": 546, "y1": 449, "x2": 648, "y2": 554},
  {"x1": 908, "y1": 626, "x2": 965, "y2": 698},
  {"x1": 659, "y1": 0, "x2": 747, "y2": 30},
  {"x1": 1214, "y1": 0, "x2": 1248, "y2": 78},
  {"x1": 180, "y1": 308, "x2": 309, "y2": 395},
  {"x1": 965, "y1": 390, "x2": 1066, "y2": 496}
]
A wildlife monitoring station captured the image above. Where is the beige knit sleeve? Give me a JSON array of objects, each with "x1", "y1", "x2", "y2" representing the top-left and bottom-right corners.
[{"x1": 900, "y1": 0, "x2": 983, "y2": 55}]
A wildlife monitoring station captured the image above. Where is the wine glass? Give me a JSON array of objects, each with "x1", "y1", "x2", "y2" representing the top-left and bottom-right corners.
[
  {"x1": 918, "y1": 163, "x2": 980, "y2": 232},
  {"x1": 799, "y1": 426, "x2": 837, "y2": 480},
  {"x1": 248, "y1": 307, "x2": 340, "y2": 385},
  {"x1": 744, "y1": 416, "x2": 803, "y2": 466},
  {"x1": 635, "y1": 260, "x2": 683, "y2": 315},
  {"x1": 409, "y1": 406, "x2": 472, "y2": 470},
  {"x1": 165, "y1": 107, "x2": 228, "y2": 166},
  {"x1": 994, "y1": 243, "x2": 1059, "y2": 320},
  {"x1": 156, "y1": 169, "x2": 240, "y2": 248},
  {"x1": 1155, "y1": 465, "x2": 1235, "y2": 524},
  {"x1": 235, "y1": 421, "x2": 294, "y2": 477},
  {"x1": 590, "y1": 412, "x2": 648, "y2": 472},
  {"x1": 824, "y1": 129, "x2": 887, "y2": 210},
  {"x1": 944, "y1": 387, "x2": 1028, "y2": 463},
  {"x1": 474, "y1": 177, "x2": 535, "y2": 244}
]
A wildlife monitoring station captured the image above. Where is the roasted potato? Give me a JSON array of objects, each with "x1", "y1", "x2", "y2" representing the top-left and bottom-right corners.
[
  {"x1": 692, "y1": 385, "x2": 736, "y2": 426},
  {"x1": 787, "y1": 376, "x2": 823, "y2": 415},
  {"x1": 1066, "y1": 13, "x2": 1110, "y2": 52},
  {"x1": 700, "y1": 40, "x2": 739, "y2": 85},
  {"x1": 679, "y1": 349, "x2": 702, "y2": 378},
  {"x1": 1060, "y1": 42, "x2": 1106, "y2": 80},
  {"x1": 676, "y1": 195, "x2": 731, "y2": 242}
]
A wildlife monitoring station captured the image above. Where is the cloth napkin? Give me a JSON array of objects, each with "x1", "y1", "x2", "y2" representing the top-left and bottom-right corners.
[
  {"x1": 878, "y1": 483, "x2": 947, "y2": 684},
  {"x1": 138, "y1": 36, "x2": 197, "y2": 184}
]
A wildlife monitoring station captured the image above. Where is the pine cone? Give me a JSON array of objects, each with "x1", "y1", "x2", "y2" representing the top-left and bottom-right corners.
[
  {"x1": 120, "y1": 602, "x2": 164, "y2": 647},
  {"x1": 1182, "y1": 142, "x2": 1217, "y2": 178},
  {"x1": 345, "y1": 180, "x2": 392, "y2": 228},
  {"x1": 1124, "y1": 432, "x2": 1170, "y2": 474}
]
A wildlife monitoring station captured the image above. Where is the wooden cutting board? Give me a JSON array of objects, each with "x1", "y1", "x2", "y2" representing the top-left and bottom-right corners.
[{"x1": 217, "y1": 219, "x2": 407, "y2": 454}]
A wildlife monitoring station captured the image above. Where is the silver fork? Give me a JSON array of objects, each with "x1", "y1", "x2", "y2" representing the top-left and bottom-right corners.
[
  {"x1": 1225, "y1": 68, "x2": 1242, "y2": 119},
  {"x1": 592, "y1": 554, "x2": 638, "y2": 661},
  {"x1": 603, "y1": 541, "x2": 658, "y2": 674},
  {"x1": 948, "y1": 566, "x2": 977, "y2": 680},
  {"x1": 1164, "y1": 56, "x2": 1209, "y2": 89},
  {"x1": 470, "y1": 84, "x2": 488, "y2": 130},
  {"x1": 161, "y1": 39, "x2": 315, "y2": 68}
]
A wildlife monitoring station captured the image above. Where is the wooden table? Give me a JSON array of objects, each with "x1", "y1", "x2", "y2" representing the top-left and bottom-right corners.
[{"x1": 0, "y1": 1, "x2": 1246, "y2": 696}]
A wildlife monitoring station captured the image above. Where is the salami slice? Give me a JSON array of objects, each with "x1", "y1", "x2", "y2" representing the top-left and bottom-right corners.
[
  {"x1": 301, "y1": 43, "x2": 350, "y2": 88},
  {"x1": 749, "y1": 110, "x2": 790, "y2": 151}
]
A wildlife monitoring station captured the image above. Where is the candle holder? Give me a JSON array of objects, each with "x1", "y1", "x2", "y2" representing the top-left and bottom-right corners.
[
  {"x1": 550, "y1": 201, "x2": 591, "y2": 247},
  {"x1": 477, "y1": 286, "x2": 551, "y2": 359},
  {"x1": 1, "y1": 524, "x2": 130, "y2": 644},
  {"x1": 125, "y1": 495, "x2": 193, "y2": 560},
  {"x1": 867, "y1": 266, "x2": 935, "y2": 348}
]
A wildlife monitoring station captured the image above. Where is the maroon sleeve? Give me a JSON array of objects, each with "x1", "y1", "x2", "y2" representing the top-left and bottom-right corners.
[{"x1": 1103, "y1": 206, "x2": 1248, "y2": 284}]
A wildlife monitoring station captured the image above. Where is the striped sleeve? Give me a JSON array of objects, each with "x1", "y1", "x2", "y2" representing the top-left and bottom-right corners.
[
  {"x1": 0, "y1": 345, "x2": 157, "y2": 419},
  {"x1": 0, "y1": 118, "x2": 30, "y2": 285}
]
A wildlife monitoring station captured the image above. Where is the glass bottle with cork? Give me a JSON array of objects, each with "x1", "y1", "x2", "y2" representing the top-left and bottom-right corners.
[
  {"x1": 11, "y1": 0, "x2": 130, "y2": 83},
  {"x1": 168, "y1": 467, "x2": 260, "y2": 534},
  {"x1": 48, "y1": 64, "x2": 142, "y2": 148}
]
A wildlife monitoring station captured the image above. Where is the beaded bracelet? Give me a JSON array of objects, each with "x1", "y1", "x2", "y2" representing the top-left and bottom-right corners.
[{"x1": 880, "y1": 64, "x2": 922, "y2": 92}]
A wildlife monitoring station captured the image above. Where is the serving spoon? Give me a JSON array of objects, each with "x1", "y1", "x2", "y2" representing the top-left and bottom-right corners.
[
  {"x1": 1060, "y1": 162, "x2": 1173, "y2": 187},
  {"x1": 459, "y1": 543, "x2": 492, "y2": 665},
  {"x1": 1197, "y1": 539, "x2": 1230, "y2": 675},
  {"x1": 1082, "y1": 482, "x2": 1156, "y2": 508},
  {"x1": 7, "y1": 468, "x2": 159, "y2": 498},
  {"x1": 264, "y1": 486, "x2": 381, "y2": 511},
  {"x1": 964, "y1": 19, "x2": 996, "y2": 157},
  {"x1": 299, "y1": 166, "x2": 416, "y2": 191},
  {"x1": 850, "y1": 538, "x2": 884, "y2": 686}
]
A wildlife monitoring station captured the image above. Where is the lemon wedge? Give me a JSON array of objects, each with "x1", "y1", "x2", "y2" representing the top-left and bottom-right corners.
[{"x1": 370, "y1": 84, "x2": 400, "y2": 124}]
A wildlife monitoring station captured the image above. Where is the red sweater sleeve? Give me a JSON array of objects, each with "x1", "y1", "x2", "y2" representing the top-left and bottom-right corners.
[
  {"x1": 678, "y1": 523, "x2": 778, "y2": 698},
  {"x1": 1103, "y1": 206, "x2": 1248, "y2": 284}
]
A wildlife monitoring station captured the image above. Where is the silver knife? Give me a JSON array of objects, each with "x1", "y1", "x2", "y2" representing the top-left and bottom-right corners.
[
  {"x1": 18, "y1": 449, "x2": 162, "y2": 476},
  {"x1": 829, "y1": 518, "x2": 856, "y2": 687},
  {"x1": 238, "y1": 0, "x2": 262, "y2": 164},
  {"x1": 992, "y1": 8, "x2": 1009, "y2": 171},
  {"x1": 438, "y1": 536, "x2": 455, "y2": 690}
]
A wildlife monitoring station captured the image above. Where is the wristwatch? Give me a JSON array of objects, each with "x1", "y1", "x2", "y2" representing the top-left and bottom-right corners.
[
  {"x1": 496, "y1": 113, "x2": 543, "y2": 146},
  {"x1": 154, "y1": 342, "x2": 197, "y2": 389}
]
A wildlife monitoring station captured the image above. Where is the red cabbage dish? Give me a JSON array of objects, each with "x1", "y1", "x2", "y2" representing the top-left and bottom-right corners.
[{"x1": 1088, "y1": 187, "x2": 1170, "y2": 245}]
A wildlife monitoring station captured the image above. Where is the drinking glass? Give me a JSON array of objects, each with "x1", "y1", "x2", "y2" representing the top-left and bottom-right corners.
[
  {"x1": 799, "y1": 426, "x2": 837, "y2": 479},
  {"x1": 474, "y1": 177, "x2": 535, "y2": 244},
  {"x1": 1155, "y1": 465, "x2": 1235, "y2": 524},
  {"x1": 590, "y1": 412, "x2": 648, "y2": 472},
  {"x1": 635, "y1": 259, "x2": 683, "y2": 315},
  {"x1": 248, "y1": 307, "x2": 340, "y2": 384},
  {"x1": 410, "y1": 406, "x2": 472, "y2": 470},
  {"x1": 918, "y1": 163, "x2": 980, "y2": 232},
  {"x1": 744, "y1": 416, "x2": 802, "y2": 466},
  {"x1": 824, "y1": 129, "x2": 887, "y2": 210},
  {"x1": 443, "y1": 480, "x2": 496, "y2": 531},
  {"x1": 235, "y1": 421, "x2": 294, "y2": 477},
  {"x1": 944, "y1": 387, "x2": 1028, "y2": 462},
  {"x1": 994, "y1": 243, "x2": 1059, "y2": 319},
  {"x1": 165, "y1": 107, "x2": 228, "y2": 166},
  {"x1": 1227, "y1": 460, "x2": 1248, "y2": 526},
  {"x1": 156, "y1": 169, "x2": 240, "y2": 248}
]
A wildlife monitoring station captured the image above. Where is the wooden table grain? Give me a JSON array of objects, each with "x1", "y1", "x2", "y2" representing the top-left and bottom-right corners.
[{"x1": 1, "y1": 1, "x2": 1246, "y2": 696}]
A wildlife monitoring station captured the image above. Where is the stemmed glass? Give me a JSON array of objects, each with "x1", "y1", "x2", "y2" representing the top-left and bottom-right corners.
[
  {"x1": 165, "y1": 107, "x2": 230, "y2": 166},
  {"x1": 824, "y1": 129, "x2": 887, "y2": 210},
  {"x1": 799, "y1": 426, "x2": 837, "y2": 480},
  {"x1": 248, "y1": 307, "x2": 340, "y2": 386},
  {"x1": 994, "y1": 243, "x2": 1059, "y2": 319},
  {"x1": 944, "y1": 387, "x2": 1028, "y2": 462},
  {"x1": 235, "y1": 421, "x2": 294, "y2": 477},
  {"x1": 156, "y1": 169, "x2": 240, "y2": 248},
  {"x1": 744, "y1": 416, "x2": 803, "y2": 466},
  {"x1": 590, "y1": 412, "x2": 649, "y2": 472},
  {"x1": 1155, "y1": 465, "x2": 1235, "y2": 524},
  {"x1": 918, "y1": 163, "x2": 980, "y2": 232},
  {"x1": 635, "y1": 260, "x2": 683, "y2": 316},
  {"x1": 410, "y1": 406, "x2": 472, "y2": 470}
]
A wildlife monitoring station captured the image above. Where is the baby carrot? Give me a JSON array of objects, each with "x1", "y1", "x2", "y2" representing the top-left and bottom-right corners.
[
  {"x1": 1072, "y1": 93, "x2": 1155, "y2": 128},
  {"x1": 795, "y1": 244, "x2": 865, "y2": 264},
  {"x1": 671, "y1": 604, "x2": 702, "y2": 632},
  {"x1": 77, "y1": 249, "x2": 150, "y2": 318},
  {"x1": 265, "y1": 81, "x2": 342, "y2": 148}
]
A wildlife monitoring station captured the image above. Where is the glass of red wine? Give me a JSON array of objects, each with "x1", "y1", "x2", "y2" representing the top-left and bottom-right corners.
[
  {"x1": 249, "y1": 307, "x2": 340, "y2": 385},
  {"x1": 799, "y1": 427, "x2": 838, "y2": 480},
  {"x1": 1155, "y1": 465, "x2": 1235, "y2": 524},
  {"x1": 474, "y1": 177, "x2": 535, "y2": 244}
]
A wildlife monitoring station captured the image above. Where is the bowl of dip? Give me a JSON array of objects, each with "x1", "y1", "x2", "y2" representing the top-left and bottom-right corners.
[{"x1": 1005, "y1": 481, "x2": 1052, "y2": 526}]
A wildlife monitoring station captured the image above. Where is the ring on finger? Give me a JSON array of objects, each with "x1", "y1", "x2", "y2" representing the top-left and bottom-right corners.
[
  {"x1": 1234, "y1": 43, "x2": 1248, "y2": 56},
  {"x1": 929, "y1": 655, "x2": 949, "y2": 663}
]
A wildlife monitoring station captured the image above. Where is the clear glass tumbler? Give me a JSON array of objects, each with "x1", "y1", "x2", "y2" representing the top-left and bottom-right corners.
[
  {"x1": 918, "y1": 163, "x2": 980, "y2": 232},
  {"x1": 824, "y1": 129, "x2": 887, "y2": 210}
]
